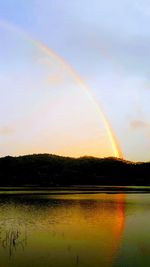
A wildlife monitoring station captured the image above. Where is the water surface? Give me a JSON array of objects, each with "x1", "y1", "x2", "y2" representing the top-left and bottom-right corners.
[{"x1": 0, "y1": 187, "x2": 149, "y2": 267}]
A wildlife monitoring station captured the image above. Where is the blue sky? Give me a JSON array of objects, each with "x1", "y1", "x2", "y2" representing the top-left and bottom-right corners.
[{"x1": 0, "y1": 0, "x2": 150, "y2": 160}]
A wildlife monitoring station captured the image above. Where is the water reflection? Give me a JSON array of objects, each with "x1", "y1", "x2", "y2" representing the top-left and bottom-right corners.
[
  {"x1": 0, "y1": 193, "x2": 125, "y2": 267},
  {"x1": 115, "y1": 193, "x2": 150, "y2": 267}
]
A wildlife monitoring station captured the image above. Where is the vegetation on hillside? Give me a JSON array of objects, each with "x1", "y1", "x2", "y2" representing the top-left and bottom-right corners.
[{"x1": 0, "y1": 154, "x2": 149, "y2": 186}]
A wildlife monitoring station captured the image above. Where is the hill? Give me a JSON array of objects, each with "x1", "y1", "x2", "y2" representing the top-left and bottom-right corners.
[{"x1": 0, "y1": 154, "x2": 150, "y2": 186}]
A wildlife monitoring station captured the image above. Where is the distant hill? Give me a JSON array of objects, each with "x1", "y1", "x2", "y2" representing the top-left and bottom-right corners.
[{"x1": 0, "y1": 154, "x2": 150, "y2": 186}]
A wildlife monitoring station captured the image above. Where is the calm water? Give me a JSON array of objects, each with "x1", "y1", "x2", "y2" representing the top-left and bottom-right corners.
[{"x1": 0, "y1": 187, "x2": 149, "y2": 267}]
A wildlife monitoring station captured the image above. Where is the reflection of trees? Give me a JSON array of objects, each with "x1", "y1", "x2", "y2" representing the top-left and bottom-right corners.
[{"x1": 0, "y1": 226, "x2": 27, "y2": 259}]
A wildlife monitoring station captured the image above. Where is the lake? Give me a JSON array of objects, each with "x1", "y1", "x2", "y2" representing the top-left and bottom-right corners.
[{"x1": 0, "y1": 187, "x2": 149, "y2": 267}]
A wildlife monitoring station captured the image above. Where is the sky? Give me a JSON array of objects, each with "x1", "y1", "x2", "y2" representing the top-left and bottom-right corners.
[{"x1": 0, "y1": 0, "x2": 150, "y2": 161}]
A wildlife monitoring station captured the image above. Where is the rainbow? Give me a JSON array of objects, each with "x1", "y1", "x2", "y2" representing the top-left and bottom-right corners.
[{"x1": 0, "y1": 19, "x2": 123, "y2": 158}]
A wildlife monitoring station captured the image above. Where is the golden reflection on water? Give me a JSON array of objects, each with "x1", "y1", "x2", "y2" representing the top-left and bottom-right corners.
[{"x1": 0, "y1": 192, "x2": 125, "y2": 267}]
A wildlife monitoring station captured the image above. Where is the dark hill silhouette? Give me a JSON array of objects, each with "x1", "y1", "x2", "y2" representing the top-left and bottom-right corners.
[{"x1": 0, "y1": 154, "x2": 150, "y2": 186}]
